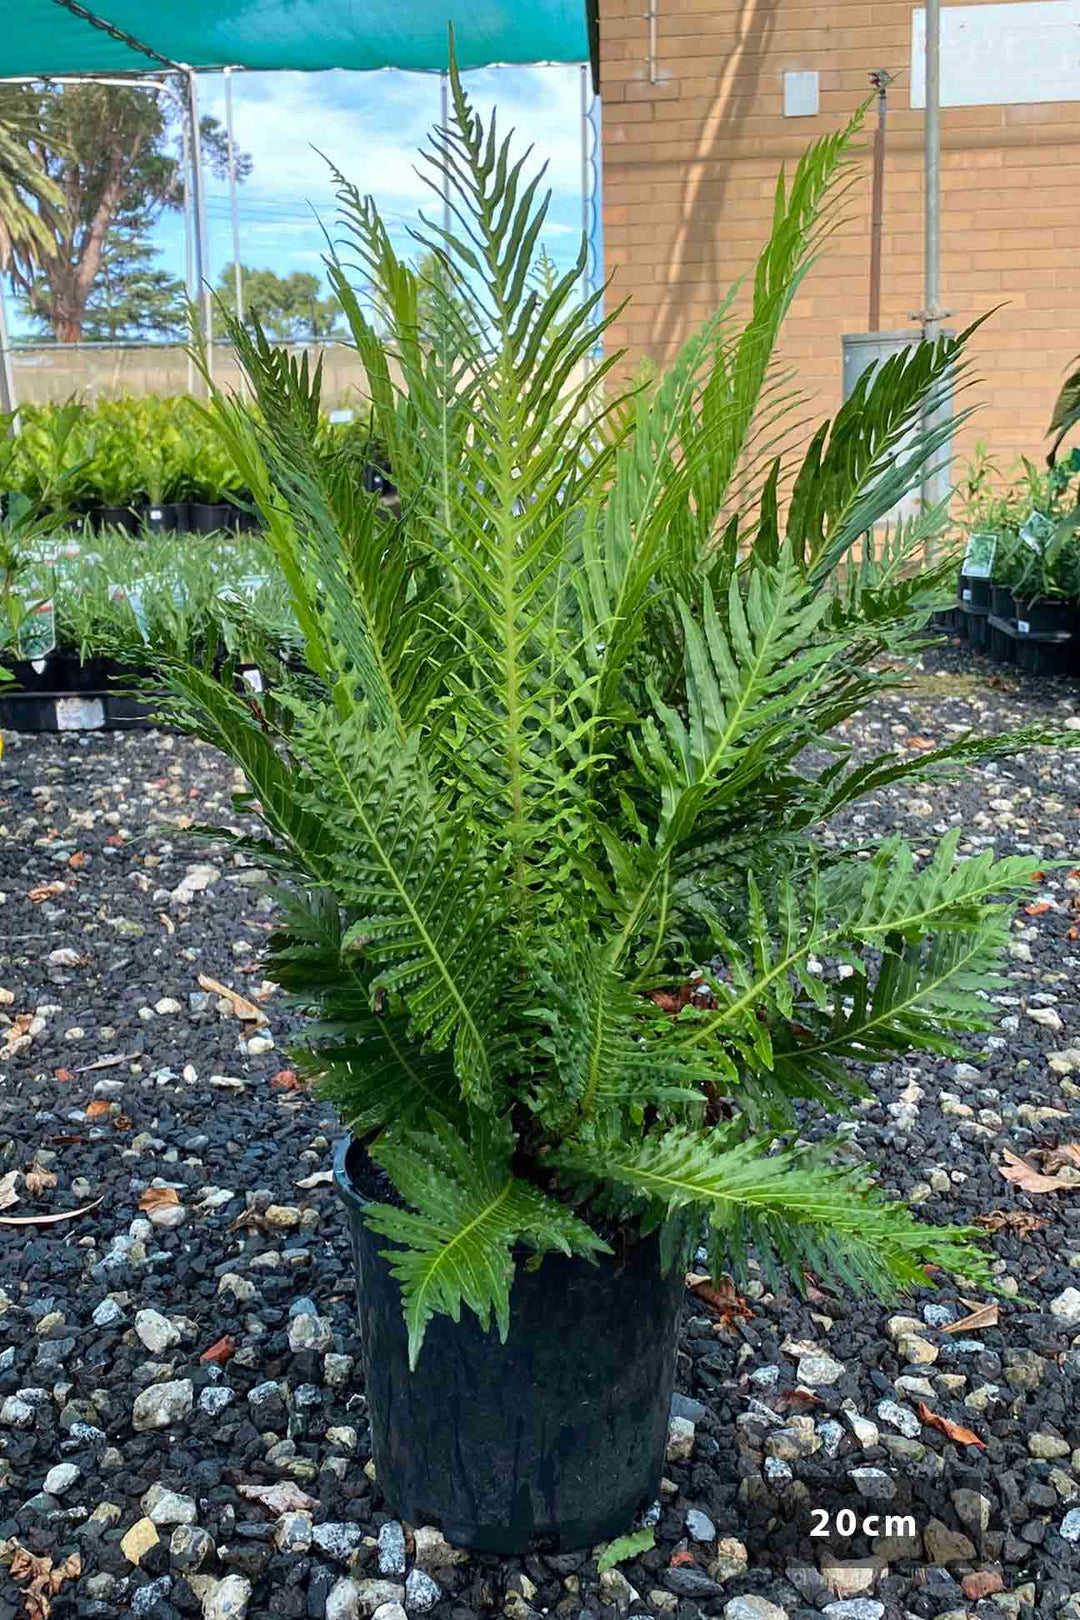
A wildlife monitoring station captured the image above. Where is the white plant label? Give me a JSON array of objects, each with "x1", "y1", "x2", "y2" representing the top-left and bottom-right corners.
[
  {"x1": 963, "y1": 533, "x2": 996, "y2": 579},
  {"x1": 55, "y1": 697, "x2": 105, "y2": 731}
]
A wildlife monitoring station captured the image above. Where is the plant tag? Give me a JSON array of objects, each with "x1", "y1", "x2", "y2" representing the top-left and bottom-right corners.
[
  {"x1": 963, "y1": 533, "x2": 996, "y2": 579},
  {"x1": 962, "y1": 587, "x2": 971, "y2": 602},
  {"x1": 328, "y1": 408, "x2": 354, "y2": 424},
  {"x1": 1017, "y1": 619, "x2": 1030, "y2": 635},
  {"x1": 55, "y1": 697, "x2": 105, "y2": 731},
  {"x1": 31, "y1": 658, "x2": 48, "y2": 675},
  {"x1": 1019, "y1": 511, "x2": 1054, "y2": 554},
  {"x1": 241, "y1": 667, "x2": 265, "y2": 694},
  {"x1": 150, "y1": 507, "x2": 163, "y2": 521}
]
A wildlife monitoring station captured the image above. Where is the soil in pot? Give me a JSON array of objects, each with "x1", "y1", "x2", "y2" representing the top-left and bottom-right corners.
[{"x1": 334, "y1": 1136, "x2": 685, "y2": 1554}]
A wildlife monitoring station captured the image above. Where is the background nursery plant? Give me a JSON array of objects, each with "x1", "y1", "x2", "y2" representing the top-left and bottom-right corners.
[{"x1": 144, "y1": 56, "x2": 1068, "y2": 1542}]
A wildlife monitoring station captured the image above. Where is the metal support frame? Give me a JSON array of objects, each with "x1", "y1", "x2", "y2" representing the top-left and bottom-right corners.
[
  {"x1": 224, "y1": 65, "x2": 245, "y2": 392},
  {"x1": 868, "y1": 70, "x2": 893, "y2": 333},
  {"x1": 0, "y1": 276, "x2": 19, "y2": 430},
  {"x1": 918, "y1": 0, "x2": 950, "y2": 537},
  {"x1": 185, "y1": 67, "x2": 213, "y2": 383},
  {"x1": 580, "y1": 62, "x2": 603, "y2": 372}
]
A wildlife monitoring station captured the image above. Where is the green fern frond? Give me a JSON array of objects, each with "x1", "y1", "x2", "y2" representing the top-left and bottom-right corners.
[
  {"x1": 559, "y1": 1125, "x2": 998, "y2": 1301},
  {"x1": 366, "y1": 1113, "x2": 609, "y2": 1366}
]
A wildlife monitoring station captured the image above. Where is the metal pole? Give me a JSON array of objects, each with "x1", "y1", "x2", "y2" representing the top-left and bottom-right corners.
[
  {"x1": 185, "y1": 69, "x2": 213, "y2": 385},
  {"x1": 224, "y1": 65, "x2": 246, "y2": 396},
  {"x1": 181, "y1": 114, "x2": 196, "y2": 394},
  {"x1": 0, "y1": 275, "x2": 19, "y2": 430},
  {"x1": 919, "y1": 0, "x2": 947, "y2": 539},
  {"x1": 868, "y1": 71, "x2": 892, "y2": 333}
]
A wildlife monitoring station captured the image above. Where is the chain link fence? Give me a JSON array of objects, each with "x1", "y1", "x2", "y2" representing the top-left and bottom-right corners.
[{"x1": 7, "y1": 339, "x2": 371, "y2": 408}]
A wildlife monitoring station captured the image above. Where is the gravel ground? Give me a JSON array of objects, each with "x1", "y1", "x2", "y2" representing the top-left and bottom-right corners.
[{"x1": 0, "y1": 640, "x2": 1079, "y2": 1620}]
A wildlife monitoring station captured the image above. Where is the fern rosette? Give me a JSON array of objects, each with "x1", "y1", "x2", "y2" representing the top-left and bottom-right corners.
[{"x1": 149, "y1": 50, "x2": 1070, "y2": 1370}]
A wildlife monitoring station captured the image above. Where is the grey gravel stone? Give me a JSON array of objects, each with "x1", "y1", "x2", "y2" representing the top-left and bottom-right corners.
[
  {"x1": 670, "y1": 1393, "x2": 708, "y2": 1423},
  {"x1": 796, "y1": 1353, "x2": 845, "y2": 1387},
  {"x1": 1061, "y1": 1509, "x2": 1080, "y2": 1544},
  {"x1": 199, "y1": 1385, "x2": 235, "y2": 1417},
  {"x1": 131, "y1": 1378, "x2": 193, "y2": 1432},
  {"x1": 849, "y1": 1468, "x2": 896, "y2": 1501},
  {"x1": 404, "y1": 1569, "x2": 441, "y2": 1612},
  {"x1": 725, "y1": 1598, "x2": 788, "y2": 1620},
  {"x1": 288, "y1": 1312, "x2": 333, "y2": 1353},
  {"x1": 876, "y1": 1399, "x2": 921, "y2": 1438},
  {"x1": 685, "y1": 1508, "x2": 717, "y2": 1542},
  {"x1": 311, "y1": 1522, "x2": 364, "y2": 1563},
  {"x1": 823, "y1": 1603, "x2": 884, "y2": 1620},
  {"x1": 135, "y1": 1308, "x2": 180, "y2": 1353},
  {"x1": 377, "y1": 1520, "x2": 406, "y2": 1576},
  {"x1": 42, "y1": 1462, "x2": 80, "y2": 1495},
  {"x1": 92, "y1": 1297, "x2": 124, "y2": 1327},
  {"x1": 170, "y1": 1525, "x2": 215, "y2": 1573},
  {"x1": 664, "y1": 1569, "x2": 724, "y2": 1598},
  {"x1": 144, "y1": 1483, "x2": 196, "y2": 1525},
  {"x1": 132, "y1": 1576, "x2": 173, "y2": 1615}
]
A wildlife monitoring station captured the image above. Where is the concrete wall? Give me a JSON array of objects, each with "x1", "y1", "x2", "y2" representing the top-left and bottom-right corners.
[{"x1": 599, "y1": 0, "x2": 1080, "y2": 479}]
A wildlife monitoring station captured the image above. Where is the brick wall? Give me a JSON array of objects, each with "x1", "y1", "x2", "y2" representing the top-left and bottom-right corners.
[{"x1": 599, "y1": 0, "x2": 1079, "y2": 481}]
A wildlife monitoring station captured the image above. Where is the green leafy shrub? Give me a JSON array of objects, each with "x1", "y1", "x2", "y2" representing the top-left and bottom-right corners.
[
  {"x1": 955, "y1": 442, "x2": 1080, "y2": 600},
  {"x1": 146, "y1": 62, "x2": 1072, "y2": 1367}
]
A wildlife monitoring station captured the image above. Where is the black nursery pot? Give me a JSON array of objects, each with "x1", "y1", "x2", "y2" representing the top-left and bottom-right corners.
[
  {"x1": 95, "y1": 504, "x2": 140, "y2": 534},
  {"x1": 1015, "y1": 597, "x2": 1076, "y2": 636},
  {"x1": 189, "y1": 502, "x2": 231, "y2": 534},
  {"x1": 967, "y1": 576, "x2": 992, "y2": 611},
  {"x1": 334, "y1": 1137, "x2": 685, "y2": 1554},
  {"x1": 990, "y1": 583, "x2": 1016, "y2": 620},
  {"x1": 144, "y1": 502, "x2": 190, "y2": 534}
]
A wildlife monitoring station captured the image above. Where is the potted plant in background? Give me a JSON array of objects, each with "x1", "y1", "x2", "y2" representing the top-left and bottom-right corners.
[{"x1": 142, "y1": 63, "x2": 1068, "y2": 1554}]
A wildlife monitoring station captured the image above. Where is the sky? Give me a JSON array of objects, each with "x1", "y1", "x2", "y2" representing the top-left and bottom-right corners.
[{"x1": 155, "y1": 62, "x2": 591, "y2": 316}]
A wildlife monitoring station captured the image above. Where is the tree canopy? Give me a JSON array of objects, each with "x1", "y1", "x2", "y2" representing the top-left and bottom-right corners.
[
  {"x1": 0, "y1": 81, "x2": 251, "y2": 342},
  {"x1": 217, "y1": 264, "x2": 343, "y2": 341}
]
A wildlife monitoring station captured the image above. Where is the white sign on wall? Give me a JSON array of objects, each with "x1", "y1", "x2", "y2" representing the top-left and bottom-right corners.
[{"x1": 911, "y1": 1, "x2": 1080, "y2": 107}]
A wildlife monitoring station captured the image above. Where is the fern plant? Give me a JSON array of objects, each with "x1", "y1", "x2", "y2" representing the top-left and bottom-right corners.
[{"x1": 153, "y1": 53, "x2": 1068, "y2": 1368}]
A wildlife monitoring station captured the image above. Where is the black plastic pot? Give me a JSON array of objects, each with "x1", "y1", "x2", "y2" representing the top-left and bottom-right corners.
[
  {"x1": 95, "y1": 504, "x2": 140, "y2": 534},
  {"x1": 987, "y1": 618, "x2": 1016, "y2": 666},
  {"x1": 143, "y1": 502, "x2": 190, "y2": 534},
  {"x1": 0, "y1": 650, "x2": 158, "y2": 731},
  {"x1": 334, "y1": 1136, "x2": 685, "y2": 1554},
  {"x1": 1014, "y1": 598, "x2": 1076, "y2": 637},
  {"x1": 990, "y1": 583, "x2": 1016, "y2": 620},
  {"x1": 967, "y1": 576, "x2": 992, "y2": 611},
  {"x1": 189, "y1": 502, "x2": 231, "y2": 534}
]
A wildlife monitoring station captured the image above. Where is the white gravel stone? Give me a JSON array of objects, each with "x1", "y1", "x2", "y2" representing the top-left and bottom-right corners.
[
  {"x1": 876, "y1": 1399, "x2": 921, "y2": 1438},
  {"x1": 1028, "y1": 1007, "x2": 1064, "y2": 1032},
  {"x1": 132, "y1": 1378, "x2": 193, "y2": 1432},
  {"x1": 411, "y1": 1526, "x2": 468, "y2": 1570},
  {"x1": 187, "y1": 1572, "x2": 252, "y2": 1620},
  {"x1": 42, "y1": 1462, "x2": 80, "y2": 1495},
  {"x1": 144, "y1": 1484, "x2": 197, "y2": 1525},
  {"x1": 377, "y1": 1521, "x2": 406, "y2": 1576},
  {"x1": 725, "y1": 1598, "x2": 789, "y2": 1620},
  {"x1": 666, "y1": 1415, "x2": 695, "y2": 1461},
  {"x1": 1051, "y1": 1288, "x2": 1080, "y2": 1326},
  {"x1": 404, "y1": 1570, "x2": 441, "y2": 1612},
  {"x1": 371, "y1": 1607, "x2": 407, "y2": 1620},
  {"x1": 288, "y1": 1313, "x2": 333, "y2": 1353},
  {"x1": 1061, "y1": 1509, "x2": 1080, "y2": 1543},
  {"x1": 135, "y1": 1309, "x2": 181, "y2": 1353},
  {"x1": 796, "y1": 1353, "x2": 845, "y2": 1386}
]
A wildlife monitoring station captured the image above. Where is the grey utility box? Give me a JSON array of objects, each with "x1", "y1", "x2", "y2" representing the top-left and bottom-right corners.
[{"x1": 841, "y1": 328, "x2": 954, "y2": 523}]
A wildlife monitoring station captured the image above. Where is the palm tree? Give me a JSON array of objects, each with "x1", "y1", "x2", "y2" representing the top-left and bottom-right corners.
[{"x1": 0, "y1": 98, "x2": 64, "y2": 274}]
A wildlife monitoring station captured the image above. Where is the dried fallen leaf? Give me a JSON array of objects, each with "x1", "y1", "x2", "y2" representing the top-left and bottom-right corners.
[
  {"x1": 271, "y1": 1069, "x2": 301, "y2": 1091},
  {"x1": 295, "y1": 1170, "x2": 333, "y2": 1189},
  {"x1": 0, "y1": 1198, "x2": 102, "y2": 1228},
  {"x1": 0, "y1": 1171, "x2": 19, "y2": 1211},
  {"x1": 914, "y1": 1401, "x2": 986, "y2": 1449},
  {"x1": 24, "y1": 1167, "x2": 57, "y2": 1198},
  {"x1": 975, "y1": 1209, "x2": 1048, "y2": 1235},
  {"x1": 200, "y1": 1335, "x2": 237, "y2": 1366},
  {"x1": 669, "y1": 1548, "x2": 696, "y2": 1569},
  {"x1": 1025, "y1": 901, "x2": 1052, "y2": 916},
  {"x1": 74, "y1": 1052, "x2": 137, "y2": 1074},
  {"x1": 689, "y1": 1271, "x2": 753, "y2": 1329},
  {"x1": 997, "y1": 1148, "x2": 1077, "y2": 1194},
  {"x1": 197, "y1": 973, "x2": 267, "y2": 1026},
  {"x1": 237, "y1": 1482, "x2": 319, "y2": 1515},
  {"x1": 27, "y1": 882, "x2": 65, "y2": 903},
  {"x1": 54, "y1": 1068, "x2": 73, "y2": 1083},
  {"x1": 944, "y1": 1302, "x2": 1000, "y2": 1334},
  {"x1": 1043, "y1": 1142, "x2": 1080, "y2": 1174},
  {"x1": 67, "y1": 851, "x2": 88, "y2": 870},
  {"x1": 138, "y1": 1187, "x2": 180, "y2": 1213},
  {"x1": 112, "y1": 1114, "x2": 133, "y2": 1132},
  {"x1": 904, "y1": 735, "x2": 935, "y2": 750},
  {"x1": 85, "y1": 1099, "x2": 112, "y2": 1120},
  {"x1": 5, "y1": 1544, "x2": 81, "y2": 1620},
  {"x1": 158, "y1": 911, "x2": 175, "y2": 935}
]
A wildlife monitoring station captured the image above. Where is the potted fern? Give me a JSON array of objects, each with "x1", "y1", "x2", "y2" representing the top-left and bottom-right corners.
[{"x1": 148, "y1": 62, "x2": 1061, "y2": 1554}]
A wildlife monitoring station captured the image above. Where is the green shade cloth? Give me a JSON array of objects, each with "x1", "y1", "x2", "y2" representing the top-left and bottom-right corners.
[{"x1": 2, "y1": 1, "x2": 589, "y2": 76}]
